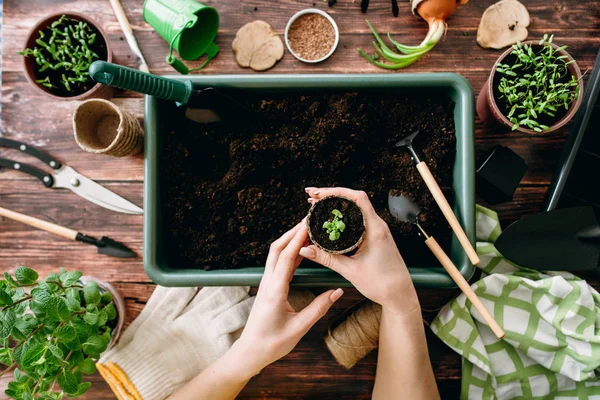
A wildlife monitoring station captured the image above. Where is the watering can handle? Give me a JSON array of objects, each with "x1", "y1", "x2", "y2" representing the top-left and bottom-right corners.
[{"x1": 89, "y1": 61, "x2": 193, "y2": 105}]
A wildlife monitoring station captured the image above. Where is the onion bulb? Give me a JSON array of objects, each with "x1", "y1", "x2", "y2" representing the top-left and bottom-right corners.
[{"x1": 359, "y1": 0, "x2": 469, "y2": 69}]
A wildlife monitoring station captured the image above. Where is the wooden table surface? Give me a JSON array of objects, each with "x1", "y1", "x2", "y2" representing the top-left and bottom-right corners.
[{"x1": 1, "y1": 0, "x2": 599, "y2": 398}]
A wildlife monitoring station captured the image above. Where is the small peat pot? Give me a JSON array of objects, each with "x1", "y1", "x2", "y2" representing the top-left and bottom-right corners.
[
  {"x1": 306, "y1": 196, "x2": 366, "y2": 254},
  {"x1": 477, "y1": 37, "x2": 583, "y2": 134},
  {"x1": 21, "y1": 12, "x2": 114, "y2": 100},
  {"x1": 285, "y1": 9, "x2": 339, "y2": 63}
]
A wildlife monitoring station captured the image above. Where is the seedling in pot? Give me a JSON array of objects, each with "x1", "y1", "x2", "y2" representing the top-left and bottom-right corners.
[
  {"x1": 307, "y1": 195, "x2": 365, "y2": 254},
  {"x1": 322, "y1": 209, "x2": 346, "y2": 241},
  {"x1": 496, "y1": 34, "x2": 582, "y2": 132},
  {"x1": 20, "y1": 14, "x2": 108, "y2": 97}
]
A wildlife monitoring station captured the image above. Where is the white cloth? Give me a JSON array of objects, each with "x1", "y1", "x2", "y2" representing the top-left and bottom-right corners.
[{"x1": 99, "y1": 286, "x2": 254, "y2": 400}]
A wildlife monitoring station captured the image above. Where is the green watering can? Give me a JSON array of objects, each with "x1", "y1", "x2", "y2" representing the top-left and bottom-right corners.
[{"x1": 143, "y1": 0, "x2": 219, "y2": 74}]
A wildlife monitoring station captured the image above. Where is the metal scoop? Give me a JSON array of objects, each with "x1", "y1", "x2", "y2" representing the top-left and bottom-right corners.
[
  {"x1": 388, "y1": 192, "x2": 505, "y2": 338},
  {"x1": 395, "y1": 130, "x2": 480, "y2": 265}
]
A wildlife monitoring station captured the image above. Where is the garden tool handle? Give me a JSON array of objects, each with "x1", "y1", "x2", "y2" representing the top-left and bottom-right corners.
[
  {"x1": 416, "y1": 162, "x2": 481, "y2": 265},
  {"x1": 424, "y1": 236, "x2": 505, "y2": 339},
  {"x1": 0, "y1": 206, "x2": 77, "y2": 241},
  {"x1": 89, "y1": 61, "x2": 193, "y2": 105}
]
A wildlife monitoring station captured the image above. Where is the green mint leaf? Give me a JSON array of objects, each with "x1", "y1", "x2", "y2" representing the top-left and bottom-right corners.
[
  {"x1": 54, "y1": 325, "x2": 77, "y2": 342},
  {"x1": 78, "y1": 358, "x2": 96, "y2": 375},
  {"x1": 83, "y1": 282, "x2": 101, "y2": 305},
  {"x1": 331, "y1": 209, "x2": 343, "y2": 218},
  {"x1": 83, "y1": 312, "x2": 98, "y2": 326},
  {"x1": 71, "y1": 319, "x2": 90, "y2": 342},
  {"x1": 322, "y1": 221, "x2": 331, "y2": 229},
  {"x1": 60, "y1": 271, "x2": 82, "y2": 286},
  {"x1": 0, "y1": 346, "x2": 14, "y2": 366},
  {"x1": 4, "y1": 272, "x2": 18, "y2": 288},
  {"x1": 67, "y1": 382, "x2": 91, "y2": 398},
  {"x1": 58, "y1": 368, "x2": 78, "y2": 394},
  {"x1": 22, "y1": 393, "x2": 34, "y2": 400},
  {"x1": 97, "y1": 311, "x2": 108, "y2": 327},
  {"x1": 65, "y1": 296, "x2": 81, "y2": 312},
  {"x1": 46, "y1": 342, "x2": 64, "y2": 360},
  {"x1": 101, "y1": 291, "x2": 113, "y2": 304},
  {"x1": 14, "y1": 267, "x2": 38, "y2": 285},
  {"x1": 0, "y1": 310, "x2": 16, "y2": 339},
  {"x1": 44, "y1": 272, "x2": 60, "y2": 285},
  {"x1": 104, "y1": 303, "x2": 117, "y2": 321},
  {"x1": 82, "y1": 335, "x2": 107, "y2": 356},
  {"x1": 0, "y1": 288, "x2": 14, "y2": 306},
  {"x1": 22, "y1": 343, "x2": 46, "y2": 367},
  {"x1": 335, "y1": 220, "x2": 346, "y2": 232},
  {"x1": 329, "y1": 231, "x2": 339, "y2": 241}
]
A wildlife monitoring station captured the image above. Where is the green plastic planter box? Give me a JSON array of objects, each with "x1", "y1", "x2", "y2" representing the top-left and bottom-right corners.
[{"x1": 144, "y1": 73, "x2": 476, "y2": 288}]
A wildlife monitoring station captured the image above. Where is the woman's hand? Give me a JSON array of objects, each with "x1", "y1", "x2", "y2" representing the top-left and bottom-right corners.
[
  {"x1": 231, "y1": 221, "x2": 344, "y2": 378},
  {"x1": 301, "y1": 187, "x2": 419, "y2": 315}
]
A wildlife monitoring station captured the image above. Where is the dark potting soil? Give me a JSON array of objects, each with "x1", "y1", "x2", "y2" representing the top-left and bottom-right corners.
[
  {"x1": 31, "y1": 20, "x2": 107, "y2": 97},
  {"x1": 161, "y1": 91, "x2": 456, "y2": 270},
  {"x1": 493, "y1": 50, "x2": 573, "y2": 127},
  {"x1": 308, "y1": 197, "x2": 365, "y2": 252}
]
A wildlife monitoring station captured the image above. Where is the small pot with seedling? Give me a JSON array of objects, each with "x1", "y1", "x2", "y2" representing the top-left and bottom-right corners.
[
  {"x1": 306, "y1": 196, "x2": 366, "y2": 254},
  {"x1": 477, "y1": 34, "x2": 583, "y2": 134},
  {"x1": 0, "y1": 267, "x2": 125, "y2": 399},
  {"x1": 20, "y1": 13, "x2": 113, "y2": 100}
]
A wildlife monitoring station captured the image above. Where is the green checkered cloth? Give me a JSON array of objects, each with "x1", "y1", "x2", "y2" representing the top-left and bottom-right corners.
[{"x1": 431, "y1": 205, "x2": 600, "y2": 399}]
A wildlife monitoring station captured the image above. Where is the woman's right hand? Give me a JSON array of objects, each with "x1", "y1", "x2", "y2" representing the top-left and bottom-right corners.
[{"x1": 300, "y1": 187, "x2": 420, "y2": 315}]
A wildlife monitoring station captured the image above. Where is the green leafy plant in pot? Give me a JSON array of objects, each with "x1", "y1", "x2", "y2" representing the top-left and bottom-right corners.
[
  {"x1": 0, "y1": 267, "x2": 124, "y2": 399},
  {"x1": 20, "y1": 13, "x2": 113, "y2": 100},
  {"x1": 306, "y1": 196, "x2": 366, "y2": 254},
  {"x1": 476, "y1": 34, "x2": 584, "y2": 134}
]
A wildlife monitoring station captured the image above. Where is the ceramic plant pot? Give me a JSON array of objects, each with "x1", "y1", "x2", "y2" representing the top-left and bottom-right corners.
[
  {"x1": 22, "y1": 12, "x2": 114, "y2": 101},
  {"x1": 306, "y1": 195, "x2": 366, "y2": 254},
  {"x1": 80, "y1": 276, "x2": 126, "y2": 349},
  {"x1": 476, "y1": 40, "x2": 584, "y2": 134}
]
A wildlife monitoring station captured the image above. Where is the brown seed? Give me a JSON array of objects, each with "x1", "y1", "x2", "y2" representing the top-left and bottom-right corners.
[{"x1": 288, "y1": 13, "x2": 335, "y2": 61}]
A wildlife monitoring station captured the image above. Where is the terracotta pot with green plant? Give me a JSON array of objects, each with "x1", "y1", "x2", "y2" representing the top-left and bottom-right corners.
[
  {"x1": 476, "y1": 34, "x2": 583, "y2": 134},
  {"x1": 21, "y1": 13, "x2": 114, "y2": 100},
  {"x1": 0, "y1": 267, "x2": 125, "y2": 399},
  {"x1": 306, "y1": 195, "x2": 366, "y2": 254}
]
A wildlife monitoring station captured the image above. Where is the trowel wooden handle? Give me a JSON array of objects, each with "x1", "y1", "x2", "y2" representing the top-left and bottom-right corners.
[
  {"x1": 425, "y1": 236, "x2": 504, "y2": 339},
  {"x1": 416, "y1": 162, "x2": 480, "y2": 265},
  {"x1": 0, "y1": 207, "x2": 77, "y2": 241}
]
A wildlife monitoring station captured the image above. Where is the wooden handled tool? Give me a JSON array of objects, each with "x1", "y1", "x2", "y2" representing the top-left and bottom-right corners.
[
  {"x1": 395, "y1": 130, "x2": 480, "y2": 265},
  {"x1": 388, "y1": 193, "x2": 504, "y2": 338},
  {"x1": 416, "y1": 162, "x2": 480, "y2": 265},
  {"x1": 109, "y1": 0, "x2": 149, "y2": 73},
  {"x1": 0, "y1": 206, "x2": 136, "y2": 258},
  {"x1": 424, "y1": 235, "x2": 504, "y2": 338}
]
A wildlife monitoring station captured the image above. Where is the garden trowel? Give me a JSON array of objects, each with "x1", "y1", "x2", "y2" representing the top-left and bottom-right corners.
[
  {"x1": 494, "y1": 206, "x2": 600, "y2": 271},
  {"x1": 89, "y1": 61, "x2": 258, "y2": 124}
]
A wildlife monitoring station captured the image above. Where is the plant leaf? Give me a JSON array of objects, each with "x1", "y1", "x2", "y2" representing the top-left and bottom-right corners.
[
  {"x1": 22, "y1": 343, "x2": 46, "y2": 367},
  {"x1": 60, "y1": 271, "x2": 82, "y2": 286},
  {"x1": 83, "y1": 282, "x2": 101, "y2": 305},
  {"x1": 331, "y1": 209, "x2": 343, "y2": 218},
  {"x1": 81, "y1": 335, "x2": 107, "y2": 356},
  {"x1": 14, "y1": 267, "x2": 38, "y2": 285},
  {"x1": 58, "y1": 368, "x2": 78, "y2": 394},
  {"x1": 4, "y1": 273, "x2": 18, "y2": 288},
  {"x1": 78, "y1": 358, "x2": 96, "y2": 375},
  {"x1": 54, "y1": 325, "x2": 77, "y2": 342}
]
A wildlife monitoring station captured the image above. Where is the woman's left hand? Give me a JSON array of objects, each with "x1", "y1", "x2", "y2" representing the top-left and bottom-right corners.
[{"x1": 231, "y1": 221, "x2": 344, "y2": 377}]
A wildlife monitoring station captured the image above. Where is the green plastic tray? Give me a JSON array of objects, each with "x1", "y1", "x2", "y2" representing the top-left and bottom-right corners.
[{"x1": 144, "y1": 73, "x2": 476, "y2": 287}]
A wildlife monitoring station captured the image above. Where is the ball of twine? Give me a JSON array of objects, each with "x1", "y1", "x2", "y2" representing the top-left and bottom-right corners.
[{"x1": 325, "y1": 300, "x2": 382, "y2": 369}]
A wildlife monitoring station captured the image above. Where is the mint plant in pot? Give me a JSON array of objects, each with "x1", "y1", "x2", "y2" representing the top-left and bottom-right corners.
[
  {"x1": 20, "y1": 13, "x2": 113, "y2": 100},
  {"x1": 477, "y1": 34, "x2": 583, "y2": 134},
  {"x1": 307, "y1": 196, "x2": 366, "y2": 254},
  {"x1": 0, "y1": 267, "x2": 124, "y2": 399}
]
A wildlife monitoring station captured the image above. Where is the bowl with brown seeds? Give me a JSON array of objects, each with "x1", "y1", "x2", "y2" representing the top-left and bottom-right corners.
[{"x1": 285, "y1": 8, "x2": 339, "y2": 63}]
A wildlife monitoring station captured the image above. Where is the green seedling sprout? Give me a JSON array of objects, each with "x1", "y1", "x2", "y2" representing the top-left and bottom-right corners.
[
  {"x1": 19, "y1": 15, "x2": 100, "y2": 93},
  {"x1": 0, "y1": 267, "x2": 117, "y2": 399},
  {"x1": 322, "y1": 209, "x2": 346, "y2": 241},
  {"x1": 496, "y1": 34, "x2": 581, "y2": 132}
]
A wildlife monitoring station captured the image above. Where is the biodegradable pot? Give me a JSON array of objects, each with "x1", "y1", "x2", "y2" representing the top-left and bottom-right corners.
[
  {"x1": 476, "y1": 40, "x2": 583, "y2": 134},
  {"x1": 73, "y1": 99, "x2": 144, "y2": 157},
  {"x1": 80, "y1": 276, "x2": 126, "y2": 349},
  {"x1": 306, "y1": 195, "x2": 366, "y2": 254},
  {"x1": 22, "y1": 12, "x2": 114, "y2": 101}
]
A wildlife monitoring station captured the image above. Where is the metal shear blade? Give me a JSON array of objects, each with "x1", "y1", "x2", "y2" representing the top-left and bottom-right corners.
[{"x1": 53, "y1": 166, "x2": 143, "y2": 215}]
